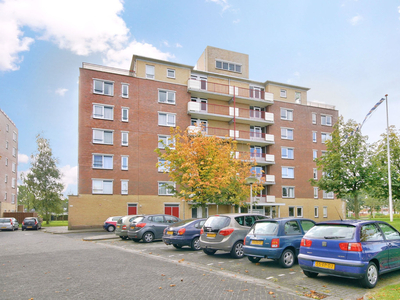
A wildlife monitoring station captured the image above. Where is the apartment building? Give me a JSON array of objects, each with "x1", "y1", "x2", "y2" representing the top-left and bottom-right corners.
[
  {"x1": 0, "y1": 109, "x2": 18, "y2": 216},
  {"x1": 70, "y1": 46, "x2": 341, "y2": 229}
]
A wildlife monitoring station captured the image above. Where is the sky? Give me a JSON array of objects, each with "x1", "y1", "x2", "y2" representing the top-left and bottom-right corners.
[{"x1": 0, "y1": 0, "x2": 399, "y2": 196}]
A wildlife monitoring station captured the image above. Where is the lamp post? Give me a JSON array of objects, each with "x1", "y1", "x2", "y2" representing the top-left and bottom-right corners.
[{"x1": 246, "y1": 176, "x2": 258, "y2": 213}]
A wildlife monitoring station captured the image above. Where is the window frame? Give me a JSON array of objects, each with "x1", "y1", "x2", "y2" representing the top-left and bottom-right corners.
[
  {"x1": 280, "y1": 108, "x2": 293, "y2": 121},
  {"x1": 92, "y1": 179, "x2": 113, "y2": 194},
  {"x1": 280, "y1": 89, "x2": 287, "y2": 98},
  {"x1": 321, "y1": 114, "x2": 332, "y2": 126},
  {"x1": 282, "y1": 186, "x2": 295, "y2": 198},
  {"x1": 92, "y1": 154, "x2": 113, "y2": 169},
  {"x1": 93, "y1": 104, "x2": 114, "y2": 120},
  {"x1": 121, "y1": 83, "x2": 129, "y2": 98},
  {"x1": 281, "y1": 147, "x2": 294, "y2": 159},
  {"x1": 121, "y1": 180, "x2": 128, "y2": 195},
  {"x1": 93, "y1": 129, "x2": 114, "y2": 145},
  {"x1": 158, "y1": 112, "x2": 176, "y2": 127},
  {"x1": 281, "y1": 128, "x2": 294, "y2": 140},
  {"x1": 158, "y1": 181, "x2": 175, "y2": 196},
  {"x1": 282, "y1": 167, "x2": 294, "y2": 179},
  {"x1": 146, "y1": 65, "x2": 155, "y2": 79},
  {"x1": 121, "y1": 131, "x2": 129, "y2": 146},
  {"x1": 121, "y1": 156, "x2": 128, "y2": 170},
  {"x1": 93, "y1": 79, "x2": 114, "y2": 96},
  {"x1": 314, "y1": 187, "x2": 319, "y2": 199},
  {"x1": 314, "y1": 206, "x2": 319, "y2": 218},
  {"x1": 158, "y1": 89, "x2": 176, "y2": 105},
  {"x1": 323, "y1": 190, "x2": 334, "y2": 199},
  {"x1": 121, "y1": 107, "x2": 129, "y2": 122},
  {"x1": 158, "y1": 135, "x2": 175, "y2": 149},
  {"x1": 167, "y1": 69, "x2": 176, "y2": 79},
  {"x1": 323, "y1": 206, "x2": 328, "y2": 218}
]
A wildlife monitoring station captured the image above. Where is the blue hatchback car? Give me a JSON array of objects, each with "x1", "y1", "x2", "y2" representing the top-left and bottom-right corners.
[
  {"x1": 163, "y1": 218, "x2": 206, "y2": 250},
  {"x1": 298, "y1": 220, "x2": 400, "y2": 288},
  {"x1": 243, "y1": 218, "x2": 315, "y2": 268}
]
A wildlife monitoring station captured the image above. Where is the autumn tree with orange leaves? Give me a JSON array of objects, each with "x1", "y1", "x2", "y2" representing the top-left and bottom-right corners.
[{"x1": 155, "y1": 126, "x2": 263, "y2": 209}]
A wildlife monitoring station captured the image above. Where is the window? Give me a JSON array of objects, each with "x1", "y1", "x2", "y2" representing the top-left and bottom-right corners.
[
  {"x1": 92, "y1": 179, "x2": 113, "y2": 194},
  {"x1": 158, "y1": 112, "x2": 176, "y2": 127},
  {"x1": 167, "y1": 69, "x2": 175, "y2": 78},
  {"x1": 323, "y1": 206, "x2": 328, "y2": 218},
  {"x1": 12, "y1": 147, "x2": 16, "y2": 157},
  {"x1": 313, "y1": 150, "x2": 318, "y2": 160},
  {"x1": 5, "y1": 157, "x2": 8, "y2": 166},
  {"x1": 92, "y1": 154, "x2": 113, "y2": 169},
  {"x1": 295, "y1": 92, "x2": 301, "y2": 103},
  {"x1": 121, "y1": 132, "x2": 128, "y2": 146},
  {"x1": 282, "y1": 167, "x2": 294, "y2": 179},
  {"x1": 360, "y1": 224, "x2": 383, "y2": 242},
  {"x1": 158, "y1": 158, "x2": 169, "y2": 172},
  {"x1": 5, "y1": 141, "x2": 8, "y2": 149},
  {"x1": 215, "y1": 60, "x2": 242, "y2": 73},
  {"x1": 284, "y1": 221, "x2": 301, "y2": 234},
  {"x1": 4, "y1": 192, "x2": 6, "y2": 200},
  {"x1": 93, "y1": 79, "x2": 113, "y2": 96},
  {"x1": 312, "y1": 113, "x2": 317, "y2": 124},
  {"x1": 122, "y1": 107, "x2": 129, "y2": 122},
  {"x1": 121, "y1": 156, "x2": 128, "y2": 170},
  {"x1": 191, "y1": 119, "x2": 208, "y2": 132},
  {"x1": 323, "y1": 191, "x2": 334, "y2": 199},
  {"x1": 158, "y1": 182, "x2": 175, "y2": 195},
  {"x1": 93, "y1": 104, "x2": 113, "y2": 120},
  {"x1": 12, "y1": 162, "x2": 16, "y2": 173},
  {"x1": 11, "y1": 194, "x2": 15, "y2": 204},
  {"x1": 12, "y1": 178, "x2": 16, "y2": 188},
  {"x1": 321, "y1": 133, "x2": 332, "y2": 143},
  {"x1": 314, "y1": 187, "x2": 319, "y2": 199},
  {"x1": 282, "y1": 186, "x2": 294, "y2": 198},
  {"x1": 158, "y1": 135, "x2": 175, "y2": 149},
  {"x1": 297, "y1": 207, "x2": 303, "y2": 217},
  {"x1": 6, "y1": 124, "x2": 9, "y2": 132},
  {"x1": 13, "y1": 131, "x2": 17, "y2": 142},
  {"x1": 158, "y1": 90, "x2": 176, "y2": 104},
  {"x1": 321, "y1": 114, "x2": 332, "y2": 126},
  {"x1": 4, "y1": 174, "x2": 7, "y2": 183},
  {"x1": 280, "y1": 89, "x2": 287, "y2": 98},
  {"x1": 249, "y1": 87, "x2": 264, "y2": 99},
  {"x1": 288, "y1": 207, "x2": 295, "y2": 217},
  {"x1": 313, "y1": 168, "x2": 318, "y2": 180},
  {"x1": 93, "y1": 129, "x2": 113, "y2": 144},
  {"x1": 121, "y1": 180, "x2": 128, "y2": 195},
  {"x1": 146, "y1": 65, "x2": 155, "y2": 79},
  {"x1": 281, "y1": 147, "x2": 294, "y2": 159},
  {"x1": 122, "y1": 84, "x2": 129, "y2": 98},
  {"x1": 280, "y1": 108, "x2": 293, "y2": 121},
  {"x1": 314, "y1": 206, "x2": 319, "y2": 218},
  {"x1": 312, "y1": 131, "x2": 317, "y2": 143},
  {"x1": 378, "y1": 223, "x2": 400, "y2": 241},
  {"x1": 281, "y1": 128, "x2": 293, "y2": 140}
]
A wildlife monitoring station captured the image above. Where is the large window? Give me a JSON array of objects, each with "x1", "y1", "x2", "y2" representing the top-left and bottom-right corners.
[
  {"x1": 158, "y1": 112, "x2": 176, "y2": 127},
  {"x1": 323, "y1": 191, "x2": 334, "y2": 199},
  {"x1": 158, "y1": 90, "x2": 176, "y2": 104},
  {"x1": 121, "y1": 156, "x2": 128, "y2": 170},
  {"x1": 158, "y1": 182, "x2": 175, "y2": 195},
  {"x1": 93, "y1": 104, "x2": 113, "y2": 120},
  {"x1": 121, "y1": 180, "x2": 128, "y2": 195},
  {"x1": 281, "y1": 147, "x2": 294, "y2": 159},
  {"x1": 321, "y1": 114, "x2": 332, "y2": 126},
  {"x1": 93, "y1": 129, "x2": 113, "y2": 144},
  {"x1": 215, "y1": 60, "x2": 242, "y2": 73},
  {"x1": 92, "y1": 179, "x2": 113, "y2": 194},
  {"x1": 146, "y1": 65, "x2": 155, "y2": 79},
  {"x1": 282, "y1": 167, "x2": 294, "y2": 179},
  {"x1": 321, "y1": 133, "x2": 332, "y2": 143},
  {"x1": 92, "y1": 154, "x2": 113, "y2": 169},
  {"x1": 93, "y1": 79, "x2": 113, "y2": 96},
  {"x1": 281, "y1": 108, "x2": 293, "y2": 121},
  {"x1": 158, "y1": 158, "x2": 169, "y2": 172},
  {"x1": 281, "y1": 128, "x2": 293, "y2": 140},
  {"x1": 158, "y1": 135, "x2": 175, "y2": 149},
  {"x1": 282, "y1": 186, "x2": 294, "y2": 198}
]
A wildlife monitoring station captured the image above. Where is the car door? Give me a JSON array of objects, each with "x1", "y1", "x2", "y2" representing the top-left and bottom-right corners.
[
  {"x1": 359, "y1": 223, "x2": 389, "y2": 271},
  {"x1": 283, "y1": 220, "x2": 303, "y2": 253},
  {"x1": 152, "y1": 215, "x2": 167, "y2": 239},
  {"x1": 378, "y1": 222, "x2": 400, "y2": 269}
]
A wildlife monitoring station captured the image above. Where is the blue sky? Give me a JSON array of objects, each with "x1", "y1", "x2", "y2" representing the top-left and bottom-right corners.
[{"x1": 0, "y1": 0, "x2": 399, "y2": 196}]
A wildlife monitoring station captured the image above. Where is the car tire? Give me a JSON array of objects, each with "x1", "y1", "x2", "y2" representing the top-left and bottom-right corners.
[
  {"x1": 248, "y1": 256, "x2": 261, "y2": 263},
  {"x1": 191, "y1": 237, "x2": 201, "y2": 251},
  {"x1": 107, "y1": 225, "x2": 115, "y2": 232},
  {"x1": 360, "y1": 262, "x2": 378, "y2": 288},
  {"x1": 303, "y1": 270, "x2": 318, "y2": 278},
  {"x1": 142, "y1": 232, "x2": 154, "y2": 243},
  {"x1": 279, "y1": 249, "x2": 295, "y2": 268},
  {"x1": 230, "y1": 241, "x2": 244, "y2": 259},
  {"x1": 203, "y1": 248, "x2": 216, "y2": 255},
  {"x1": 173, "y1": 244, "x2": 182, "y2": 249}
]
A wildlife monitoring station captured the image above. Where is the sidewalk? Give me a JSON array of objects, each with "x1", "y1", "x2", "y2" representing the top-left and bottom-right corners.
[{"x1": 42, "y1": 226, "x2": 119, "y2": 241}]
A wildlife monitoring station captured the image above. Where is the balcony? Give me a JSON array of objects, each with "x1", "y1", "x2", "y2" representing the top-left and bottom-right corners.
[
  {"x1": 247, "y1": 195, "x2": 276, "y2": 205},
  {"x1": 254, "y1": 174, "x2": 275, "y2": 185},
  {"x1": 235, "y1": 152, "x2": 275, "y2": 165},
  {"x1": 188, "y1": 78, "x2": 274, "y2": 106},
  {"x1": 188, "y1": 102, "x2": 274, "y2": 126}
]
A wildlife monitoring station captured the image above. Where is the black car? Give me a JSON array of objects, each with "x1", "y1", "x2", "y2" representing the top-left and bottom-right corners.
[{"x1": 22, "y1": 217, "x2": 42, "y2": 230}]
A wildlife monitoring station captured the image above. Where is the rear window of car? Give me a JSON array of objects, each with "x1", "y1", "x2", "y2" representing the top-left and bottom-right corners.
[
  {"x1": 304, "y1": 224, "x2": 355, "y2": 239},
  {"x1": 249, "y1": 221, "x2": 279, "y2": 235},
  {"x1": 131, "y1": 216, "x2": 144, "y2": 223},
  {"x1": 235, "y1": 215, "x2": 258, "y2": 227},
  {"x1": 173, "y1": 219, "x2": 194, "y2": 226},
  {"x1": 204, "y1": 216, "x2": 230, "y2": 230},
  {"x1": 0, "y1": 219, "x2": 11, "y2": 223},
  {"x1": 112, "y1": 217, "x2": 121, "y2": 221}
]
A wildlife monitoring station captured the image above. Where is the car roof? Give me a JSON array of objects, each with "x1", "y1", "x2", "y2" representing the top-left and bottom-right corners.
[
  {"x1": 315, "y1": 219, "x2": 379, "y2": 226},
  {"x1": 255, "y1": 217, "x2": 314, "y2": 222},
  {"x1": 211, "y1": 213, "x2": 265, "y2": 217}
]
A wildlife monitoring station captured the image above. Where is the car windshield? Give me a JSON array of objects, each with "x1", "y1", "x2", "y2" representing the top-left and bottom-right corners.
[
  {"x1": 304, "y1": 224, "x2": 355, "y2": 239},
  {"x1": 0, "y1": 219, "x2": 11, "y2": 223},
  {"x1": 204, "y1": 216, "x2": 230, "y2": 230},
  {"x1": 249, "y1": 221, "x2": 279, "y2": 235}
]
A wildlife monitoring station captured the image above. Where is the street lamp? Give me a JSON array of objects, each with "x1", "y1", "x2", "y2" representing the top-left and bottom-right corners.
[{"x1": 246, "y1": 176, "x2": 258, "y2": 213}]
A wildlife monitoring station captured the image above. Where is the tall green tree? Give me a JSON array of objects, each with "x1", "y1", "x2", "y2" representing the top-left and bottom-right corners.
[
  {"x1": 310, "y1": 117, "x2": 372, "y2": 218},
  {"x1": 17, "y1": 179, "x2": 37, "y2": 211},
  {"x1": 23, "y1": 134, "x2": 65, "y2": 224}
]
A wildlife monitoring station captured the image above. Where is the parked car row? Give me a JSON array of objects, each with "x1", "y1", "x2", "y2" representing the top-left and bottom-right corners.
[
  {"x1": 105, "y1": 213, "x2": 400, "y2": 288},
  {"x1": 0, "y1": 217, "x2": 42, "y2": 231}
]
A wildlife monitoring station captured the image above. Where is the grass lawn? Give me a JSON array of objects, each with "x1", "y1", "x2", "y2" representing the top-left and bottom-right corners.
[
  {"x1": 366, "y1": 283, "x2": 400, "y2": 300},
  {"x1": 40, "y1": 220, "x2": 68, "y2": 227}
]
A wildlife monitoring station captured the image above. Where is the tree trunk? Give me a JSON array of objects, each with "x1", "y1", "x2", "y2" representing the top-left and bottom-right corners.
[{"x1": 354, "y1": 195, "x2": 359, "y2": 219}]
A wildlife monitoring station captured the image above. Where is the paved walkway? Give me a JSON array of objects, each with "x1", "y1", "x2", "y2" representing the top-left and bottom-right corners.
[{"x1": 42, "y1": 226, "x2": 119, "y2": 241}]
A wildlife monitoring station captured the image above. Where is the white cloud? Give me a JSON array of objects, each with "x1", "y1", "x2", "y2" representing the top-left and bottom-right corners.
[
  {"x1": 163, "y1": 40, "x2": 170, "y2": 47},
  {"x1": 18, "y1": 153, "x2": 30, "y2": 164},
  {"x1": 350, "y1": 14, "x2": 363, "y2": 25},
  {"x1": 176, "y1": 43, "x2": 183, "y2": 48},
  {"x1": 55, "y1": 88, "x2": 68, "y2": 96},
  {"x1": 207, "y1": 0, "x2": 230, "y2": 12},
  {"x1": 60, "y1": 165, "x2": 78, "y2": 193}
]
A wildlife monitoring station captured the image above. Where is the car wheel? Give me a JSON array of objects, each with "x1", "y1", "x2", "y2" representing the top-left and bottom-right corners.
[
  {"x1": 303, "y1": 270, "x2": 318, "y2": 278},
  {"x1": 360, "y1": 262, "x2": 378, "y2": 288},
  {"x1": 248, "y1": 256, "x2": 261, "y2": 263},
  {"x1": 230, "y1": 241, "x2": 244, "y2": 259},
  {"x1": 142, "y1": 232, "x2": 154, "y2": 243},
  {"x1": 203, "y1": 248, "x2": 216, "y2": 255},
  {"x1": 173, "y1": 244, "x2": 182, "y2": 249},
  {"x1": 191, "y1": 237, "x2": 201, "y2": 251},
  {"x1": 107, "y1": 225, "x2": 115, "y2": 232},
  {"x1": 279, "y1": 249, "x2": 295, "y2": 268}
]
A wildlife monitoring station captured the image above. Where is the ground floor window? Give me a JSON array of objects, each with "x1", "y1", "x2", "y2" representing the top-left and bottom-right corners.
[{"x1": 191, "y1": 206, "x2": 208, "y2": 218}]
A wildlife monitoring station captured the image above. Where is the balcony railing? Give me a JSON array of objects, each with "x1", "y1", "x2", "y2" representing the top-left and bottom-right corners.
[
  {"x1": 253, "y1": 195, "x2": 276, "y2": 203},
  {"x1": 235, "y1": 152, "x2": 275, "y2": 164},
  {"x1": 188, "y1": 78, "x2": 274, "y2": 102},
  {"x1": 203, "y1": 127, "x2": 274, "y2": 143}
]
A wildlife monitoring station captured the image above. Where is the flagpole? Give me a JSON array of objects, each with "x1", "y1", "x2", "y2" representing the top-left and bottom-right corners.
[{"x1": 385, "y1": 94, "x2": 393, "y2": 222}]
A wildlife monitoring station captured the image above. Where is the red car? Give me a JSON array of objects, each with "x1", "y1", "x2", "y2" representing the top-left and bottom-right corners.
[{"x1": 103, "y1": 216, "x2": 122, "y2": 232}]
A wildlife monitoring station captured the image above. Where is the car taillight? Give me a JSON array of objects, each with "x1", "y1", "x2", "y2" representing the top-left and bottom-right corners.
[
  {"x1": 163, "y1": 228, "x2": 167, "y2": 234},
  {"x1": 200, "y1": 228, "x2": 204, "y2": 234},
  {"x1": 339, "y1": 242, "x2": 362, "y2": 252},
  {"x1": 22, "y1": 221, "x2": 25, "y2": 225},
  {"x1": 35, "y1": 220, "x2": 37, "y2": 225},
  {"x1": 219, "y1": 228, "x2": 234, "y2": 236},
  {"x1": 136, "y1": 223, "x2": 146, "y2": 228},
  {"x1": 178, "y1": 228, "x2": 186, "y2": 235},
  {"x1": 301, "y1": 238, "x2": 312, "y2": 247},
  {"x1": 122, "y1": 225, "x2": 127, "y2": 230},
  {"x1": 271, "y1": 238, "x2": 280, "y2": 248},
  {"x1": 244, "y1": 236, "x2": 247, "y2": 244}
]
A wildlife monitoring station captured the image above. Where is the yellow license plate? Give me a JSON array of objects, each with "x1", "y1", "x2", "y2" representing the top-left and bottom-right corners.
[
  {"x1": 1, "y1": 227, "x2": 6, "y2": 229},
  {"x1": 167, "y1": 231, "x2": 173, "y2": 235},
  {"x1": 117, "y1": 225, "x2": 120, "y2": 228},
  {"x1": 315, "y1": 261, "x2": 335, "y2": 269},
  {"x1": 27, "y1": 226, "x2": 32, "y2": 228},
  {"x1": 207, "y1": 233, "x2": 216, "y2": 238},
  {"x1": 251, "y1": 240, "x2": 263, "y2": 245},
  {"x1": 130, "y1": 226, "x2": 135, "y2": 230}
]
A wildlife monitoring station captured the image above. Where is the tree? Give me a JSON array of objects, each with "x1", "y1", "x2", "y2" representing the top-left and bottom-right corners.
[
  {"x1": 17, "y1": 180, "x2": 37, "y2": 212},
  {"x1": 155, "y1": 126, "x2": 263, "y2": 210},
  {"x1": 310, "y1": 117, "x2": 372, "y2": 219},
  {"x1": 22, "y1": 134, "x2": 65, "y2": 224}
]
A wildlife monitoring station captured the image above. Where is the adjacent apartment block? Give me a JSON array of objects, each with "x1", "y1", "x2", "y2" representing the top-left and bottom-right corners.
[
  {"x1": 70, "y1": 46, "x2": 341, "y2": 229},
  {"x1": 0, "y1": 109, "x2": 18, "y2": 216}
]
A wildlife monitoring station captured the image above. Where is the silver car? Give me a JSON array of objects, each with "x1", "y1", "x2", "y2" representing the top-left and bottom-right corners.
[
  {"x1": 199, "y1": 213, "x2": 268, "y2": 258},
  {"x1": 115, "y1": 215, "x2": 139, "y2": 239},
  {"x1": 0, "y1": 217, "x2": 19, "y2": 231}
]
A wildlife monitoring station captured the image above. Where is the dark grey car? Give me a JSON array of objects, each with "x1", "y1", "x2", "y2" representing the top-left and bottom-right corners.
[{"x1": 127, "y1": 214, "x2": 181, "y2": 243}]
